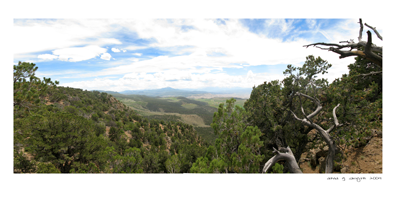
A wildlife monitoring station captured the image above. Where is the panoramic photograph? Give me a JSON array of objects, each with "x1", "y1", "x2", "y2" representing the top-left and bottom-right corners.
[{"x1": 13, "y1": 18, "x2": 382, "y2": 174}]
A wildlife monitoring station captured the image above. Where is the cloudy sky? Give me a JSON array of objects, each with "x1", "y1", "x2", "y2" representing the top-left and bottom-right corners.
[{"x1": 14, "y1": 18, "x2": 383, "y2": 92}]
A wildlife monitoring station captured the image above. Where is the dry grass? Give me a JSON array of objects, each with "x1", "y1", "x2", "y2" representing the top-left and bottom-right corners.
[{"x1": 181, "y1": 103, "x2": 198, "y2": 109}]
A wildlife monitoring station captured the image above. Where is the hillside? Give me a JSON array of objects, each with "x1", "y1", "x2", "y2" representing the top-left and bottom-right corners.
[
  {"x1": 298, "y1": 129, "x2": 382, "y2": 173},
  {"x1": 14, "y1": 86, "x2": 210, "y2": 173},
  {"x1": 102, "y1": 93, "x2": 223, "y2": 144}
]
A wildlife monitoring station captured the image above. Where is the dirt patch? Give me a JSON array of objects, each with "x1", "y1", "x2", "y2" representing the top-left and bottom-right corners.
[
  {"x1": 105, "y1": 126, "x2": 110, "y2": 136},
  {"x1": 44, "y1": 96, "x2": 64, "y2": 106},
  {"x1": 340, "y1": 136, "x2": 382, "y2": 173},
  {"x1": 18, "y1": 147, "x2": 34, "y2": 161},
  {"x1": 143, "y1": 143, "x2": 151, "y2": 150},
  {"x1": 124, "y1": 131, "x2": 132, "y2": 142},
  {"x1": 164, "y1": 135, "x2": 171, "y2": 151}
]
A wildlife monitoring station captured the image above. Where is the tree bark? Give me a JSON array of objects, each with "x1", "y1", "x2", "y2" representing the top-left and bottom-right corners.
[
  {"x1": 289, "y1": 92, "x2": 342, "y2": 173},
  {"x1": 262, "y1": 146, "x2": 302, "y2": 173}
]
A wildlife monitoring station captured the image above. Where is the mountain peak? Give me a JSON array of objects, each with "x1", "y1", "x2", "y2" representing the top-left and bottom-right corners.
[{"x1": 160, "y1": 87, "x2": 176, "y2": 90}]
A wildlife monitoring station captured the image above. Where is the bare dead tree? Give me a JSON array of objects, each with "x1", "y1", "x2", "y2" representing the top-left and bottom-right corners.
[
  {"x1": 291, "y1": 92, "x2": 342, "y2": 173},
  {"x1": 263, "y1": 91, "x2": 343, "y2": 173},
  {"x1": 304, "y1": 18, "x2": 382, "y2": 69}
]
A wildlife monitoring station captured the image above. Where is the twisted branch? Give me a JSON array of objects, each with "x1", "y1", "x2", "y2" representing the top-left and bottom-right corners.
[
  {"x1": 358, "y1": 18, "x2": 363, "y2": 42},
  {"x1": 303, "y1": 19, "x2": 382, "y2": 68},
  {"x1": 364, "y1": 31, "x2": 382, "y2": 67},
  {"x1": 262, "y1": 146, "x2": 302, "y2": 173},
  {"x1": 364, "y1": 23, "x2": 382, "y2": 40},
  {"x1": 326, "y1": 104, "x2": 343, "y2": 133},
  {"x1": 290, "y1": 92, "x2": 343, "y2": 173},
  {"x1": 294, "y1": 92, "x2": 322, "y2": 120},
  {"x1": 352, "y1": 71, "x2": 382, "y2": 79}
]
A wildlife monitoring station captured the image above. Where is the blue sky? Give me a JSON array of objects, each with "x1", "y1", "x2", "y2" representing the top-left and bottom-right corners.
[{"x1": 14, "y1": 18, "x2": 383, "y2": 92}]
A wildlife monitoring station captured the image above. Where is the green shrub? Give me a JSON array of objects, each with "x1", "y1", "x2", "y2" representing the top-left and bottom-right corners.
[
  {"x1": 64, "y1": 105, "x2": 79, "y2": 115},
  {"x1": 37, "y1": 162, "x2": 61, "y2": 173},
  {"x1": 271, "y1": 163, "x2": 284, "y2": 173},
  {"x1": 92, "y1": 113, "x2": 99, "y2": 122}
]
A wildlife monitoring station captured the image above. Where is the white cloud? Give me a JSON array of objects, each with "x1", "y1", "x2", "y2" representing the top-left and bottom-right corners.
[
  {"x1": 117, "y1": 19, "x2": 313, "y2": 67},
  {"x1": 123, "y1": 46, "x2": 147, "y2": 51},
  {"x1": 14, "y1": 19, "x2": 121, "y2": 55},
  {"x1": 17, "y1": 19, "x2": 380, "y2": 91},
  {"x1": 100, "y1": 53, "x2": 112, "y2": 60},
  {"x1": 305, "y1": 19, "x2": 317, "y2": 29},
  {"x1": 37, "y1": 54, "x2": 58, "y2": 61},
  {"x1": 94, "y1": 38, "x2": 122, "y2": 45},
  {"x1": 112, "y1": 48, "x2": 121, "y2": 52},
  {"x1": 52, "y1": 45, "x2": 107, "y2": 62}
]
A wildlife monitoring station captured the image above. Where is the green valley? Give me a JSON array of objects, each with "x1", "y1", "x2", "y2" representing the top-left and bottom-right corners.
[{"x1": 109, "y1": 93, "x2": 247, "y2": 144}]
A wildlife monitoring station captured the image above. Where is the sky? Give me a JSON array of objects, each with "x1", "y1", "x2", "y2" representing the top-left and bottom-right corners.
[{"x1": 13, "y1": 18, "x2": 384, "y2": 92}]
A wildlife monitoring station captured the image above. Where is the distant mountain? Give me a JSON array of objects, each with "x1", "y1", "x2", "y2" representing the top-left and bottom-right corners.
[
  {"x1": 183, "y1": 87, "x2": 253, "y2": 95},
  {"x1": 92, "y1": 90, "x2": 121, "y2": 95},
  {"x1": 93, "y1": 87, "x2": 253, "y2": 98},
  {"x1": 119, "y1": 87, "x2": 210, "y2": 97}
]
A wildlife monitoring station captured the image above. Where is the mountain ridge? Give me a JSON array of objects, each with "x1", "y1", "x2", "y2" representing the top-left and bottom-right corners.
[{"x1": 94, "y1": 87, "x2": 252, "y2": 98}]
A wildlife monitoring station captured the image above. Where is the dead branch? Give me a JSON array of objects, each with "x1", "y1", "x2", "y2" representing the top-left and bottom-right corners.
[
  {"x1": 352, "y1": 71, "x2": 382, "y2": 79},
  {"x1": 293, "y1": 92, "x2": 322, "y2": 120},
  {"x1": 364, "y1": 31, "x2": 382, "y2": 67},
  {"x1": 289, "y1": 92, "x2": 342, "y2": 173},
  {"x1": 364, "y1": 23, "x2": 383, "y2": 40},
  {"x1": 326, "y1": 104, "x2": 343, "y2": 133},
  {"x1": 262, "y1": 146, "x2": 302, "y2": 173},
  {"x1": 303, "y1": 18, "x2": 382, "y2": 68},
  {"x1": 358, "y1": 18, "x2": 363, "y2": 42}
]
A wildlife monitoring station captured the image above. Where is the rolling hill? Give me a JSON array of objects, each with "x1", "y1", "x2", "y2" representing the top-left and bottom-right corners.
[{"x1": 95, "y1": 87, "x2": 252, "y2": 98}]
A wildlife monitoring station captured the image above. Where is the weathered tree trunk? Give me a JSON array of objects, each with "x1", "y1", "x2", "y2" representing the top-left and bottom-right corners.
[
  {"x1": 290, "y1": 92, "x2": 342, "y2": 173},
  {"x1": 262, "y1": 146, "x2": 302, "y2": 173},
  {"x1": 263, "y1": 92, "x2": 342, "y2": 173}
]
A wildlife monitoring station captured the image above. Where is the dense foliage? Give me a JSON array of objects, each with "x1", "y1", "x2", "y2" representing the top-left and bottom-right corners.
[
  {"x1": 190, "y1": 54, "x2": 382, "y2": 173},
  {"x1": 14, "y1": 66, "x2": 209, "y2": 173}
]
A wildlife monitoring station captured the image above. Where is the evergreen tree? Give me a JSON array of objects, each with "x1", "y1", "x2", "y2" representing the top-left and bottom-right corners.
[{"x1": 14, "y1": 61, "x2": 59, "y2": 116}]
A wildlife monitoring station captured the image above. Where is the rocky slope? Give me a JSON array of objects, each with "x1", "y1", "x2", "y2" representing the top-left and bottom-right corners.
[{"x1": 299, "y1": 129, "x2": 382, "y2": 173}]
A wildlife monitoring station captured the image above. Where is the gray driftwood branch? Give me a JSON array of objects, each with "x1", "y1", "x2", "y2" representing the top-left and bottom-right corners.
[
  {"x1": 358, "y1": 19, "x2": 363, "y2": 42},
  {"x1": 289, "y1": 92, "x2": 342, "y2": 173},
  {"x1": 364, "y1": 23, "x2": 382, "y2": 40},
  {"x1": 262, "y1": 146, "x2": 302, "y2": 173},
  {"x1": 353, "y1": 71, "x2": 382, "y2": 79}
]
